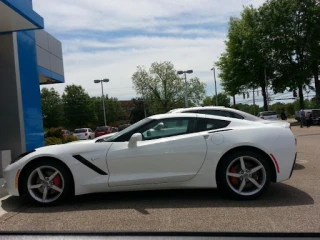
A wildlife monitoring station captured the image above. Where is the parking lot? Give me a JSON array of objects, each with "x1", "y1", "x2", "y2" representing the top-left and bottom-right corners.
[{"x1": 0, "y1": 125, "x2": 319, "y2": 232}]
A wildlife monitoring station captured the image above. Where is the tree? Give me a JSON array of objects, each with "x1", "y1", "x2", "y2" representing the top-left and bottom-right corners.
[
  {"x1": 259, "y1": 0, "x2": 320, "y2": 109},
  {"x1": 202, "y1": 96, "x2": 213, "y2": 106},
  {"x1": 41, "y1": 88, "x2": 64, "y2": 128},
  {"x1": 216, "y1": 7, "x2": 273, "y2": 111},
  {"x1": 92, "y1": 96, "x2": 126, "y2": 126},
  {"x1": 202, "y1": 93, "x2": 231, "y2": 107},
  {"x1": 132, "y1": 61, "x2": 206, "y2": 114},
  {"x1": 129, "y1": 98, "x2": 150, "y2": 124},
  {"x1": 213, "y1": 93, "x2": 231, "y2": 107},
  {"x1": 62, "y1": 85, "x2": 96, "y2": 130}
]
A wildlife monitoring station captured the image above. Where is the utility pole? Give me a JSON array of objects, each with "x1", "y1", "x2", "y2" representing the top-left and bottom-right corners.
[
  {"x1": 94, "y1": 79, "x2": 110, "y2": 126},
  {"x1": 177, "y1": 70, "x2": 193, "y2": 108},
  {"x1": 253, "y1": 88, "x2": 256, "y2": 115},
  {"x1": 211, "y1": 66, "x2": 218, "y2": 106},
  {"x1": 264, "y1": 67, "x2": 269, "y2": 111},
  {"x1": 183, "y1": 72, "x2": 188, "y2": 108}
]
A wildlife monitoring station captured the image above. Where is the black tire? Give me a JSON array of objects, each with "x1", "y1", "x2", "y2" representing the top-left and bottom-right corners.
[
  {"x1": 21, "y1": 159, "x2": 73, "y2": 206},
  {"x1": 217, "y1": 150, "x2": 271, "y2": 200}
]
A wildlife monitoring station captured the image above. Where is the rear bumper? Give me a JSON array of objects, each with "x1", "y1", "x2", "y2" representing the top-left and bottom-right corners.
[{"x1": 289, "y1": 152, "x2": 297, "y2": 178}]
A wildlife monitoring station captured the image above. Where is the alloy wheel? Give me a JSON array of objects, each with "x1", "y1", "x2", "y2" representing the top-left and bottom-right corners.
[
  {"x1": 226, "y1": 156, "x2": 267, "y2": 196},
  {"x1": 27, "y1": 166, "x2": 65, "y2": 203}
]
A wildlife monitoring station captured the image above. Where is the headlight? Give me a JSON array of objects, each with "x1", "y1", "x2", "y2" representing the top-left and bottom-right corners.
[{"x1": 11, "y1": 150, "x2": 35, "y2": 164}]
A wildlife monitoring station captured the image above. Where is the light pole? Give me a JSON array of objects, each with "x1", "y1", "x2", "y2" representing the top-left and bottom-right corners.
[
  {"x1": 264, "y1": 67, "x2": 269, "y2": 111},
  {"x1": 177, "y1": 70, "x2": 193, "y2": 108},
  {"x1": 211, "y1": 67, "x2": 218, "y2": 106},
  {"x1": 94, "y1": 78, "x2": 109, "y2": 126}
]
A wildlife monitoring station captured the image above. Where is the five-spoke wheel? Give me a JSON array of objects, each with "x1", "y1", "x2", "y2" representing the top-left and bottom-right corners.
[
  {"x1": 22, "y1": 160, "x2": 72, "y2": 205},
  {"x1": 217, "y1": 150, "x2": 271, "y2": 200}
]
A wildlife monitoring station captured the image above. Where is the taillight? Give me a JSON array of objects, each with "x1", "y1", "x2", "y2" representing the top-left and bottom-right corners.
[
  {"x1": 260, "y1": 116, "x2": 264, "y2": 119},
  {"x1": 85, "y1": 132, "x2": 88, "y2": 136}
]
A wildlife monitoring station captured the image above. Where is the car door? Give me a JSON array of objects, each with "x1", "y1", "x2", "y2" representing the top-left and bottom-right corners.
[{"x1": 106, "y1": 117, "x2": 208, "y2": 187}]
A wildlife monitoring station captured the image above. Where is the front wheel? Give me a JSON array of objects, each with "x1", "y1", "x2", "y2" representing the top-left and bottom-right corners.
[
  {"x1": 22, "y1": 160, "x2": 73, "y2": 205},
  {"x1": 217, "y1": 150, "x2": 271, "y2": 200}
]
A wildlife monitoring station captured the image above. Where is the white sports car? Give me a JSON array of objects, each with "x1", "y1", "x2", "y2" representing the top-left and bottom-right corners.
[{"x1": 3, "y1": 113, "x2": 297, "y2": 205}]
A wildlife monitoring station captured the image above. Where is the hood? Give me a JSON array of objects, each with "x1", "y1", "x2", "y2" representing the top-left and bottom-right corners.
[
  {"x1": 94, "y1": 132, "x2": 116, "y2": 140},
  {"x1": 34, "y1": 140, "x2": 113, "y2": 156}
]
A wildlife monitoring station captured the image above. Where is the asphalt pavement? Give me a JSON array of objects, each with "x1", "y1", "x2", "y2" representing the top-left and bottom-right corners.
[{"x1": 0, "y1": 125, "x2": 319, "y2": 232}]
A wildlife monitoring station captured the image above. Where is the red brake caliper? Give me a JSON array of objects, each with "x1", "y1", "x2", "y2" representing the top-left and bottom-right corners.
[
  {"x1": 52, "y1": 175, "x2": 61, "y2": 191},
  {"x1": 230, "y1": 167, "x2": 238, "y2": 185}
]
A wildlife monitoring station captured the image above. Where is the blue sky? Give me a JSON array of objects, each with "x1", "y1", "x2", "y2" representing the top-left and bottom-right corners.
[{"x1": 33, "y1": 0, "x2": 301, "y2": 106}]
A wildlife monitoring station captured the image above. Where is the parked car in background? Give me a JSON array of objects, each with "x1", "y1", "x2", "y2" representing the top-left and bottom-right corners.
[
  {"x1": 295, "y1": 109, "x2": 320, "y2": 125},
  {"x1": 73, "y1": 128, "x2": 95, "y2": 140},
  {"x1": 257, "y1": 111, "x2": 278, "y2": 120},
  {"x1": 94, "y1": 126, "x2": 114, "y2": 138},
  {"x1": 118, "y1": 124, "x2": 131, "y2": 131},
  {"x1": 62, "y1": 130, "x2": 73, "y2": 137}
]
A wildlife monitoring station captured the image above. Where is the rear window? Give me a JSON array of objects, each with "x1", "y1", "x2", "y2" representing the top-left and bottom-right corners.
[
  {"x1": 196, "y1": 118, "x2": 230, "y2": 132},
  {"x1": 260, "y1": 111, "x2": 277, "y2": 116},
  {"x1": 74, "y1": 129, "x2": 87, "y2": 133},
  {"x1": 96, "y1": 126, "x2": 109, "y2": 131}
]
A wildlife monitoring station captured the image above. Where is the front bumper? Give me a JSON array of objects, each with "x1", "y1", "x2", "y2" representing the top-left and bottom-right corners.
[{"x1": 2, "y1": 162, "x2": 21, "y2": 196}]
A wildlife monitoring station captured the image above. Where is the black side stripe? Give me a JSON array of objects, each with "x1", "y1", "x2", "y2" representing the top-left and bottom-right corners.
[
  {"x1": 208, "y1": 128, "x2": 233, "y2": 134},
  {"x1": 73, "y1": 155, "x2": 108, "y2": 175}
]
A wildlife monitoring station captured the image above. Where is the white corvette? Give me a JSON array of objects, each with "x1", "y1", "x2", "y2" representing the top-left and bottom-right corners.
[{"x1": 3, "y1": 113, "x2": 297, "y2": 205}]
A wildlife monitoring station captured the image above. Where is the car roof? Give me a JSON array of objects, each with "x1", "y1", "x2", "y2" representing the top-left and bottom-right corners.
[
  {"x1": 168, "y1": 106, "x2": 263, "y2": 121},
  {"x1": 148, "y1": 112, "x2": 255, "y2": 125},
  {"x1": 169, "y1": 106, "x2": 227, "y2": 112}
]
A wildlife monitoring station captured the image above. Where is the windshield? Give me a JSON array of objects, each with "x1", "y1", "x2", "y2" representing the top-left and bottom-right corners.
[
  {"x1": 97, "y1": 118, "x2": 152, "y2": 142},
  {"x1": 73, "y1": 129, "x2": 87, "y2": 133}
]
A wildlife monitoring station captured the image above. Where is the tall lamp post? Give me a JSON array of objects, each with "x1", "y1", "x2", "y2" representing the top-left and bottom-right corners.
[
  {"x1": 94, "y1": 78, "x2": 109, "y2": 126},
  {"x1": 177, "y1": 70, "x2": 193, "y2": 108},
  {"x1": 211, "y1": 67, "x2": 218, "y2": 106}
]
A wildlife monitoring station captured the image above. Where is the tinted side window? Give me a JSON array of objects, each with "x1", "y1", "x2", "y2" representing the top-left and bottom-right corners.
[
  {"x1": 139, "y1": 118, "x2": 196, "y2": 140},
  {"x1": 196, "y1": 118, "x2": 230, "y2": 132},
  {"x1": 230, "y1": 112, "x2": 244, "y2": 119},
  {"x1": 183, "y1": 110, "x2": 198, "y2": 113}
]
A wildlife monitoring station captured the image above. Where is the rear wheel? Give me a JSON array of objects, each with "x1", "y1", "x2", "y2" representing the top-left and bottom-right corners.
[
  {"x1": 22, "y1": 160, "x2": 72, "y2": 206},
  {"x1": 217, "y1": 150, "x2": 271, "y2": 200}
]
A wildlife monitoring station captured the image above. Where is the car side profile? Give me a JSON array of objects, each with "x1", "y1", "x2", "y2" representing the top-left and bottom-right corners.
[{"x1": 3, "y1": 113, "x2": 296, "y2": 205}]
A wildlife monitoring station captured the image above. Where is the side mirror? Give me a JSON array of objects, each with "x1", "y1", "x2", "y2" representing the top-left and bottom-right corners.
[
  {"x1": 154, "y1": 122, "x2": 164, "y2": 131},
  {"x1": 128, "y1": 133, "x2": 142, "y2": 148}
]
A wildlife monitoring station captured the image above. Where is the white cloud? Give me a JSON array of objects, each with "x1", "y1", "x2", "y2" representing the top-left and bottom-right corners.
[{"x1": 33, "y1": 0, "x2": 266, "y2": 100}]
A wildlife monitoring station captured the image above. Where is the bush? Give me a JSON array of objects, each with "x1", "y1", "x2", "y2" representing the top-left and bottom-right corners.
[
  {"x1": 46, "y1": 127, "x2": 63, "y2": 138},
  {"x1": 45, "y1": 137, "x2": 63, "y2": 146},
  {"x1": 62, "y1": 136, "x2": 79, "y2": 144},
  {"x1": 44, "y1": 127, "x2": 79, "y2": 146}
]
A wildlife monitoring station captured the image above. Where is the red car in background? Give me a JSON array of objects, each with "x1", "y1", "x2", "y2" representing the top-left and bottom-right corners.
[
  {"x1": 94, "y1": 126, "x2": 117, "y2": 138},
  {"x1": 62, "y1": 129, "x2": 73, "y2": 137}
]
